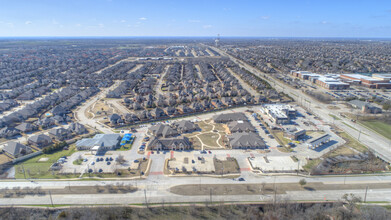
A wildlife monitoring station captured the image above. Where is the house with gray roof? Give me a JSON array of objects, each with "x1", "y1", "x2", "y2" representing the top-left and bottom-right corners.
[
  {"x1": 228, "y1": 133, "x2": 266, "y2": 149},
  {"x1": 48, "y1": 127, "x2": 72, "y2": 141},
  {"x1": 3, "y1": 142, "x2": 32, "y2": 158},
  {"x1": 68, "y1": 122, "x2": 87, "y2": 135},
  {"x1": 76, "y1": 134, "x2": 121, "y2": 151},
  {"x1": 15, "y1": 122, "x2": 37, "y2": 133},
  {"x1": 28, "y1": 134, "x2": 53, "y2": 148}
]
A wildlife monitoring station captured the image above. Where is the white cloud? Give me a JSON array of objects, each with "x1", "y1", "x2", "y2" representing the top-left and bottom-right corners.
[
  {"x1": 6, "y1": 22, "x2": 14, "y2": 28},
  {"x1": 260, "y1": 16, "x2": 270, "y2": 20},
  {"x1": 188, "y1": 19, "x2": 201, "y2": 23},
  {"x1": 76, "y1": 23, "x2": 82, "y2": 27},
  {"x1": 52, "y1": 19, "x2": 59, "y2": 25},
  {"x1": 98, "y1": 23, "x2": 105, "y2": 28},
  {"x1": 203, "y1": 25, "x2": 212, "y2": 29},
  {"x1": 321, "y1": 21, "x2": 328, "y2": 24},
  {"x1": 139, "y1": 17, "x2": 147, "y2": 21},
  {"x1": 25, "y1": 21, "x2": 32, "y2": 25},
  {"x1": 120, "y1": 19, "x2": 126, "y2": 23}
]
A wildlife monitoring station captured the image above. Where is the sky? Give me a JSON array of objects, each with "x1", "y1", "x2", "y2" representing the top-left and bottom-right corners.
[{"x1": 0, "y1": 0, "x2": 391, "y2": 38}]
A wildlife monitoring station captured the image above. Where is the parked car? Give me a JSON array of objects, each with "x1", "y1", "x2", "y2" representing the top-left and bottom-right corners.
[
  {"x1": 238, "y1": 178, "x2": 245, "y2": 181},
  {"x1": 107, "y1": 162, "x2": 111, "y2": 165},
  {"x1": 91, "y1": 162, "x2": 95, "y2": 165}
]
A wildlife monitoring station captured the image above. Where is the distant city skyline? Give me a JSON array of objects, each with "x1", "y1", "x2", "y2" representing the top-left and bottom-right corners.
[{"x1": 0, "y1": 0, "x2": 390, "y2": 38}]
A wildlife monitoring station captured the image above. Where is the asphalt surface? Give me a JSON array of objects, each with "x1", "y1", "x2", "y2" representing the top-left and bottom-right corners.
[{"x1": 211, "y1": 46, "x2": 391, "y2": 163}]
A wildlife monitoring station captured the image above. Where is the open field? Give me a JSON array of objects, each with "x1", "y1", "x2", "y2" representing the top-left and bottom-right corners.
[
  {"x1": 213, "y1": 158, "x2": 240, "y2": 175},
  {"x1": 359, "y1": 120, "x2": 391, "y2": 140},
  {"x1": 14, "y1": 145, "x2": 77, "y2": 179},
  {"x1": 337, "y1": 132, "x2": 368, "y2": 153}
]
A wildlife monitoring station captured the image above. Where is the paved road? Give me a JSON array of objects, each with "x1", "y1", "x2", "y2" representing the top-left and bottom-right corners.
[
  {"x1": 1, "y1": 174, "x2": 391, "y2": 205},
  {"x1": 74, "y1": 81, "x2": 122, "y2": 134},
  {"x1": 211, "y1": 46, "x2": 391, "y2": 163}
]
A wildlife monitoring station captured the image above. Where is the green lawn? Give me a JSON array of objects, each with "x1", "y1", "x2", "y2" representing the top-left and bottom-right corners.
[
  {"x1": 73, "y1": 158, "x2": 83, "y2": 165},
  {"x1": 329, "y1": 114, "x2": 341, "y2": 121},
  {"x1": 359, "y1": 120, "x2": 391, "y2": 140},
  {"x1": 116, "y1": 143, "x2": 133, "y2": 151},
  {"x1": 198, "y1": 132, "x2": 220, "y2": 147},
  {"x1": 338, "y1": 132, "x2": 368, "y2": 153},
  {"x1": 14, "y1": 145, "x2": 77, "y2": 179}
]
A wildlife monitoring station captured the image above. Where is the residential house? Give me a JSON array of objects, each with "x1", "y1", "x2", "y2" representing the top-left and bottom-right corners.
[
  {"x1": 28, "y1": 134, "x2": 53, "y2": 148},
  {"x1": 3, "y1": 142, "x2": 32, "y2": 158}
]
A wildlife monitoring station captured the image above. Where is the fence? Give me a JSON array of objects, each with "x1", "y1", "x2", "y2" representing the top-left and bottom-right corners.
[{"x1": 12, "y1": 151, "x2": 42, "y2": 164}]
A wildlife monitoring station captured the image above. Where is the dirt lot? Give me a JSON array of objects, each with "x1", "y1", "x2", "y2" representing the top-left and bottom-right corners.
[
  {"x1": 170, "y1": 182, "x2": 391, "y2": 196},
  {"x1": 89, "y1": 100, "x2": 116, "y2": 118},
  {"x1": 213, "y1": 157, "x2": 240, "y2": 175}
]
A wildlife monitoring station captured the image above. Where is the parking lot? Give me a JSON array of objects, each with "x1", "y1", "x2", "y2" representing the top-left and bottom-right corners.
[
  {"x1": 249, "y1": 156, "x2": 302, "y2": 172},
  {"x1": 168, "y1": 152, "x2": 216, "y2": 173}
]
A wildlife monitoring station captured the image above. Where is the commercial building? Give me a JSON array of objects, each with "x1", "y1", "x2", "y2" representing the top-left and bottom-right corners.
[
  {"x1": 348, "y1": 100, "x2": 382, "y2": 114},
  {"x1": 340, "y1": 74, "x2": 391, "y2": 89},
  {"x1": 76, "y1": 134, "x2": 121, "y2": 151},
  {"x1": 147, "y1": 136, "x2": 192, "y2": 151},
  {"x1": 290, "y1": 71, "x2": 350, "y2": 90},
  {"x1": 213, "y1": 113, "x2": 248, "y2": 123},
  {"x1": 227, "y1": 120, "x2": 256, "y2": 133},
  {"x1": 307, "y1": 134, "x2": 331, "y2": 149},
  {"x1": 315, "y1": 76, "x2": 350, "y2": 90},
  {"x1": 262, "y1": 104, "x2": 296, "y2": 124},
  {"x1": 284, "y1": 127, "x2": 306, "y2": 140},
  {"x1": 228, "y1": 133, "x2": 266, "y2": 149}
]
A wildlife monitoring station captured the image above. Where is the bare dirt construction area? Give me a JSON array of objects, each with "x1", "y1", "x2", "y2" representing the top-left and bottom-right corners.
[
  {"x1": 0, "y1": 184, "x2": 137, "y2": 198},
  {"x1": 213, "y1": 157, "x2": 240, "y2": 175},
  {"x1": 170, "y1": 182, "x2": 391, "y2": 196},
  {"x1": 88, "y1": 100, "x2": 117, "y2": 118}
]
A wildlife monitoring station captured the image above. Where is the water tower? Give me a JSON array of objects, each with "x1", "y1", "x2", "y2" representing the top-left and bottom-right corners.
[{"x1": 214, "y1": 34, "x2": 220, "y2": 47}]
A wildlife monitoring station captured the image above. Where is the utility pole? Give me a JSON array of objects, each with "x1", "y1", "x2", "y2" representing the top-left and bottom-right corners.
[
  {"x1": 274, "y1": 186, "x2": 277, "y2": 206},
  {"x1": 344, "y1": 175, "x2": 347, "y2": 185},
  {"x1": 49, "y1": 190, "x2": 54, "y2": 207},
  {"x1": 21, "y1": 164, "x2": 26, "y2": 179},
  {"x1": 364, "y1": 186, "x2": 369, "y2": 203},
  {"x1": 144, "y1": 189, "x2": 148, "y2": 207},
  {"x1": 210, "y1": 188, "x2": 212, "y2": 203}
]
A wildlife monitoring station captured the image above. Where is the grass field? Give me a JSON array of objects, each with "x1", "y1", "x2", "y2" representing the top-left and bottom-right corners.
[
  {"x1": 359, "y1": 120, "x2": 391, "y2": 140},
  {"x1": 116, "y1": 143, "x2": 133, "y2": 151},
  {"x1": 14, "y1": 145, "x2": 77, "y2": 179},
  {"x1": 337, "y1": 132, "x2": 368, "y2": 153},
  {"x1": 329, "y1": 114, "x2": 341, "y2": 121}
]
